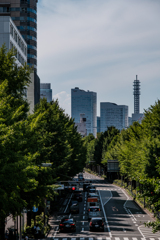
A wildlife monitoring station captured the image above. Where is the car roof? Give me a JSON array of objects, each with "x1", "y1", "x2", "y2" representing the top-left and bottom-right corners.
[
  {"x1": 89, "y1": 206, "x2": 100, "y2": 208},
  {"x1": 91, "y1": 217, "x2": 103, "y2": 220}
]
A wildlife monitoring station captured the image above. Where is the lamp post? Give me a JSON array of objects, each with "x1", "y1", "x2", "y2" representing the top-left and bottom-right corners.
[{"x1": 41, "y1": 163, "x2": 52, "y2": 226}]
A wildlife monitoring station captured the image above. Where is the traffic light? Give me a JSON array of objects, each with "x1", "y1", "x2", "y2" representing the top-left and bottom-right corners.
[{"x1": 72, "y1": 186, "x2": 76, "y2": 191}]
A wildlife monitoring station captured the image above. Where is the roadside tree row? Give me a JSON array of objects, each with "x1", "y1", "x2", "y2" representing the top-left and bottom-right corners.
[{"x1": 0, "y1": 46, "x2": 86, "y2": 238}]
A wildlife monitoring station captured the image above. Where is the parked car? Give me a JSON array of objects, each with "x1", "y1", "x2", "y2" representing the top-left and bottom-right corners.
[
  {"x1": 70, "y1": 201, "x2": 79, "y2": 214},
  {"x1": 88, "y1": 206, "x2": 101, "y2": 220},
  {"x1": 59, "y1": 217, "x2": 76, "y2": 232},
  {"x1": 89, "y1": 217, "x2": 104, "y2": 231}
]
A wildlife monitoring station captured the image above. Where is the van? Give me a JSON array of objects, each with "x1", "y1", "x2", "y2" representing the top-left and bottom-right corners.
[{"x1": 87, "y1": 197, "x2": 99, "y2": 209}]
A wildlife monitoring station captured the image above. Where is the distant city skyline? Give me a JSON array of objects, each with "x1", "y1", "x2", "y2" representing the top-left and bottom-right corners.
[
  {"x1": 37, "y1": 0, "x2": 160, "y2": 117},
  {"x1": 71, "y1": 87, "x2": 97, "y2": 137}
]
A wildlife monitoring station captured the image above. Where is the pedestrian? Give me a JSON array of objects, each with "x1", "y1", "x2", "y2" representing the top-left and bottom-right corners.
[{"x1": 5, "y1": 231, "x2": 9, "y2": 240}]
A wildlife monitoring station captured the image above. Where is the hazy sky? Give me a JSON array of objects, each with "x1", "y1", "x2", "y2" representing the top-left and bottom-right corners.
[{"x1": 37, "y1": 0, "x2": 160, "y2": 117}]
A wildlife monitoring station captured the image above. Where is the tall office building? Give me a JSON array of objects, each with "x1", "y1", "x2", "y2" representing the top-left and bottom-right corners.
[
  {"x1": 0, "y1": 0, "x2": 40, "y2": 112},
  {"x1": 40, "y1": 83, "x2": 52, "y2": 102},
  {"x1": 0, "y1": 16, "x2": 27, "y2": 66},
  {"x1": 100, "y1": 102, "x2": 128, "y2": 132},
  {"x1": 132, "y1": 75, "x2": 143, "y2": 123},
  {"x1": 71, "y1": 87, "x2": 97, "y2": 137},
  {"x1": 0, "y1": 0, "x2": 38, "y2": 69}
]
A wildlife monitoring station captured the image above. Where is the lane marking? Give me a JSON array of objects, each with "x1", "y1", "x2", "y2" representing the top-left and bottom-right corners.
[
  {"x1": 83, "y1": 216, "x2": 85, "y2": 219},
  {"x1": 98, "y1": 190, "x2": 112, "y2": 238},
  {"x1": 124, "y1": 238, "x2": 129, "y2": 240},
  {"x1": 53, "y1": 226, "x2": 58, "y2": 238},
  {"x1": 82, "y1": 221, "x2": 84, "y2": 225},
  {"x1": 82, "y1": 228, "x2": 84, "y2": 231},
  {"x1": 104, "y1": 191, "x2": 112, "y2": 205},
  {"x1": 83, "y1": 211, "x2": 85, "y2": 214}
]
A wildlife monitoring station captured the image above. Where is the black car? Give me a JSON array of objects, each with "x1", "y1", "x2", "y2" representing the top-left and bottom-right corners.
[
  {"x1": 89, "y1": 217, "x2": 104, "y2": 231},
  {"x1": 83, "y1": 183, "x2": 91, "y2": 192},
  {"x1": 59, "y1": 217, "x2": 76, "y2": 232},
  {"x1": 73, "y1": 190, "x2": 83, "y2": 201},
  {"x1": 87, "y1": 185, "x2": 96, "y2": 192},
  {"x1": 70, "y1": 202, "x2": 79, "y2": 214}
]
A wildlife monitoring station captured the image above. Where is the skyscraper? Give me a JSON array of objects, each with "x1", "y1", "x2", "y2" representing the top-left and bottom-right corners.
[
  {"x1": 40, "y1": 83, "x2": 52, "y2": 102},
  {"x1": 0, "y1": 0, "x2": 40, "y2": 112},
  {"x1": 0, "y1": 0, "x2": 38, "y2": 69},
  {"x1": 100, "y1": 102, "x2": 128, "y2": 132},
  {"x1": 71, "y1": 87, "x2": 97, "y2": 137}
]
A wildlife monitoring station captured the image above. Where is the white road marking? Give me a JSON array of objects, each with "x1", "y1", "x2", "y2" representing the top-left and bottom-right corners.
[
  {"x1": 84, "y1": 207, "x2": 85, "y2": 210},
  {"x1": 89, "y1": 238, "x2": 93, "y2": 240},
  {"x1": 97, "y1": 238, "x2": 102, "y2": 240},
  {"x1": 104, "y1": 190, "x2": 112, "y2": 205},
  {"x1": 82, "y1": 228, "x2": 84, "y2": 231},
  {"x1": 83, "y1": 216, "x2": 85, "y2": 219},
  {"x1": 124, "y1": 238, "x2": 129, "y2": 240},
  {"x1": 106, "y1": 238, "x2": 111, "y2": 240},
  {"x1": 132, "y1": 238, "x2": 138, "y2": 240},
  {"x1": 82, "y1": 221, "x2": 84, "y2": 225},
  {"x1": 115, "y1": 238, "x2": 120, "y2": 240},
  {"x1": 62, "y1": 238, "x2": 67, "y2": 240},
  {"x1": 83, "y1": 211, "x2": 85, "y2": 214},
  {"x1": 98, "y1": 190, "x2": 112, "y2": 238}
]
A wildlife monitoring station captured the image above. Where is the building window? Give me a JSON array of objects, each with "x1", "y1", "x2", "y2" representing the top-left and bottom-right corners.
[
  {"x1": 10, "y1": 24, "x2": 13, "y2": 36},
  {"x1": 14, "y1": 32, "x2": 17, "y2": 42}
]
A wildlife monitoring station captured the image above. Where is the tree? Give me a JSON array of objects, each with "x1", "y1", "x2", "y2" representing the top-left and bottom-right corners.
[{"x1": 0, "y1": 45, "x2": 36, "y2": 238}]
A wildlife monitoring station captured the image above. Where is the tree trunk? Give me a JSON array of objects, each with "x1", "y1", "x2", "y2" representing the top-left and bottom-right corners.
[
  {"x1": 27, "y1": 211, "x2": 31, "y2": 226},
  {"x1": 0, "y1": 218, "x2": 5, "y2": 240}
]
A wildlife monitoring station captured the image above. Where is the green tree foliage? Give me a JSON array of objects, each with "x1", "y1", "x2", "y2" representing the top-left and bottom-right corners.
[
  {"x1": 0, "y1": 45, "x2": 37, "y2": 237},
  {"x1": 101, "y1": 101, "x2": 160, "y2": 232},
  {"x1": 0, "y1": 46, "x2": 86, "y2": 236},
  {"x1": 83, "y1": 134, "x2": 95, "y2": 165}
]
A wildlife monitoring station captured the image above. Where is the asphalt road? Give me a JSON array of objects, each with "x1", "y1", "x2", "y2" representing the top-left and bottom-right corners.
[{"x1": 47, "y1": 172, "x2": 160, "y2": 240}]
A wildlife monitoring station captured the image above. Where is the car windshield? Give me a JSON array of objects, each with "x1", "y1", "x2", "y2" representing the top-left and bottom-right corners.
[
  {"x1": 92, "y1": 219, "x2": 103, "y2": 224},
  {"x1": 61, "y1": 219, "x2": 74, "y2": 223},
  {"x1": 89, "y1": 208, "x2": 99, "y2": 212}
]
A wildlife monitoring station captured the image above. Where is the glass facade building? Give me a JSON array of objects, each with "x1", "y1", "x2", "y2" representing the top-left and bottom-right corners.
[
  {"x1": 0, "y1": 0, "x2": 38, "y2": 70},
  {"x1": 71, "y1": 87, "x2": 97, "y2": 137},
  {"x1": 40, "y1": 83, "x2": 52, "y2": 103},
  {"x1": 100, "y1": 102, "x2": 128, "y2": 132}
]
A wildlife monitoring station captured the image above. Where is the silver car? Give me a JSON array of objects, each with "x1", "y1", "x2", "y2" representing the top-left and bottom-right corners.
[{"x1": 88, "y1": 206, "x2": 101, "y2": 220}]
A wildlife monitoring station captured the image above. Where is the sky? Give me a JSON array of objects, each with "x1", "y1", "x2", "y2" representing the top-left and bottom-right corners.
[{"x1": 37, "y1": 0, "x2": 160, "y2": 117}]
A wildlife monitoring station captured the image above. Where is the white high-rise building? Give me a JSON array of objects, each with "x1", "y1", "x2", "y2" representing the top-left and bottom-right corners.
[
  {"x1": 71, "y1": 87, "x2": 97, "y2": 137},
  {"x1": 100, "y1": 102, "x2": 128, "y2": 132}
]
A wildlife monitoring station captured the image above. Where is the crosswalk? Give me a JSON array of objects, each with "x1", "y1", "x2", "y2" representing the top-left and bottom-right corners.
[{"x1": 46, "y1": 237, "x2": 160, "y2": 240}]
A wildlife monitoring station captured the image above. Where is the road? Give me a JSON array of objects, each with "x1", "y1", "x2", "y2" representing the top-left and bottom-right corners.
[{"x1": 48, "y1": 172, "x2": 160, "y2": 240}]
